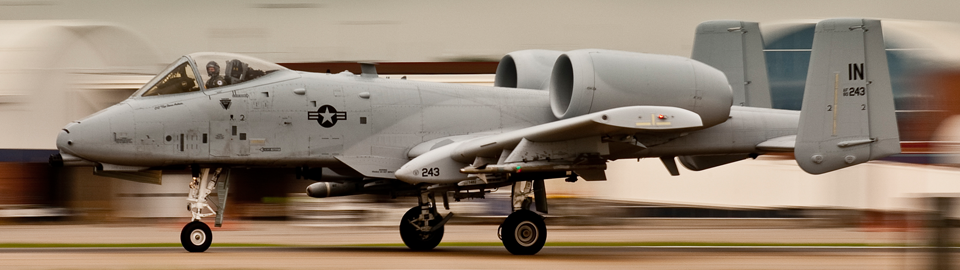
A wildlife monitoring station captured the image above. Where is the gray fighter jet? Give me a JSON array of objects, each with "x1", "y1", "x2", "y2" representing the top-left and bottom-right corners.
[{"x1": 50, "y1": 18, "x2": 899, "y2": 255}]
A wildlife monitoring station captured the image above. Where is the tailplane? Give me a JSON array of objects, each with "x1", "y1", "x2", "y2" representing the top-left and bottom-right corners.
[
  {"x1": 692, "y1": 20, "x2": 772, "y2": 108},
  {"x1": 794, "y1": 18, "x2": 900, "y2": 174}
]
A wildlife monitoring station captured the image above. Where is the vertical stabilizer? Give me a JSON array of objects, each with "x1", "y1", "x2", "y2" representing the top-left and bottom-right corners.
[
  {"x1": 692, "y1": 20, "x2": 772, "y2": 108},
  {"x1": 795, "y1": 18, "x2": 900, "y2": 174}
]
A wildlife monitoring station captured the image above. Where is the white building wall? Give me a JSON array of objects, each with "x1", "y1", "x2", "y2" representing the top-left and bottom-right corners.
[
  {"x1": 0, "y1": 21, "x2": 161, "y2": 149},
  {"x1": 548, "y1": 158, "x2": 960, "y2": 215},
  {"x1": 0, "y1": 1, "x2": 958, "y2": 63}
]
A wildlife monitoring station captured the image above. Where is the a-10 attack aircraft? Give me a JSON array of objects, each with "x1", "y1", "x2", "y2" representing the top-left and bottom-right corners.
[{"x1": 49, "y1": 18, "x2": 899, "y2": 255}]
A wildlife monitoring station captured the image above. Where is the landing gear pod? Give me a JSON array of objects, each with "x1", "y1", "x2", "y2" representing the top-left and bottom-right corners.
[{"x1": 399, "y1": 206, "x2": 445, "y2": 250}]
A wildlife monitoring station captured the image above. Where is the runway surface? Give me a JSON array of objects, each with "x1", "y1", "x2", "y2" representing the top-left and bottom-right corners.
[
  {"x1": 0, "y1": 222, "x2": 955, "y2": 269},
  {"x1": 0, "y1": 245, "x2": 950, "y2": 269}
]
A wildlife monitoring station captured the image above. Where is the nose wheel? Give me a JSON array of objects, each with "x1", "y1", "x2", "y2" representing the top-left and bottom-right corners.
[{"x1": 180, "y1": 221, "x2": 212, "y2": 252}]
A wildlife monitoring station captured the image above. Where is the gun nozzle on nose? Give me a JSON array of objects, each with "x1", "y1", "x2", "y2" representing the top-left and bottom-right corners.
[{"x1": 49, "y1": 153, "x2": 96, "y2": 167}]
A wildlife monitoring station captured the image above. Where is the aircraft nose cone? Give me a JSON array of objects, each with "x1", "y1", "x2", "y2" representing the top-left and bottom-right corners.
[
  {"x1": 56, "y1": 103, "x2": 133, "y2": 163},
  {"x1": 56, "y1": 122, "x2": 79, "y2": 156}
]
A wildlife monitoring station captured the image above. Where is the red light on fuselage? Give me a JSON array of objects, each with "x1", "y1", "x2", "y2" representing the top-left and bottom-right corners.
[{"x1": 657, "y1": 114, "x2": 666, "y2": 120}]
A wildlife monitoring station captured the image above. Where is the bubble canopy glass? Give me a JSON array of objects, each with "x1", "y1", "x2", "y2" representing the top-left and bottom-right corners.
[{"x1": 134, "y1": 52, "x2": 288, "y2": 97}]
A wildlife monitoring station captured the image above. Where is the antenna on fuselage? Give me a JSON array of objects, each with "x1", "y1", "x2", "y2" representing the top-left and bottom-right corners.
[{"x1": 359, "y1": 62, "x2": 378, "y2": 78}]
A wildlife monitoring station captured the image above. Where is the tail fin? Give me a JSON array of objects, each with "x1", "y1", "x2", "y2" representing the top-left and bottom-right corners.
[
  {"x1": 795, "y1": 18, "x2": 900, "y2": 174},
  {"x1": 691, "y1": 20, "x2": 772, "y2": 108}
]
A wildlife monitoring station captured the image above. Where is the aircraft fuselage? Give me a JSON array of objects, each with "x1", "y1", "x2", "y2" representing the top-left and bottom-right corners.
[{"x1": 57, "y1": 69, "x2": 797, "y2": 175}]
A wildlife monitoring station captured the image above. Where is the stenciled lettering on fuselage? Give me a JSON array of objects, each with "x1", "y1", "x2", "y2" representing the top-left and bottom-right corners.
[{"x1": 308, "y1": 104, "x2": 348, "y2": 128}]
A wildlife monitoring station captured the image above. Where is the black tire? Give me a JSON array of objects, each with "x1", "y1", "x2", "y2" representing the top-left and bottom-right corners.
[
  {"x1": 180, "y1": 221, "x2": 212, "y2": 252},
  {"x1": 399, "y1": 206, "x2": 444, "y2": 251},
  {"x1": 501, "y1": 210, "x2": 546, "y2": 255}
]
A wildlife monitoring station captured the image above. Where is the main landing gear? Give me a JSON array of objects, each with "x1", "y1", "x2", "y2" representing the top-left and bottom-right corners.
[
  {"x1": 181, "y1": 167, "x2": 229, "y2": 252},
  {"x1": 399, "y1": 191, "x2": 453, "y2": 250},
  {"x1": 501, "y1": 210, "x2": 547, "y2": 255},
  {"x1": 399, "y1": 179, "x2": 548, "y2": 255},
  {"x1": 499, "y1": 179, "x2": 547, "y2": 255}
]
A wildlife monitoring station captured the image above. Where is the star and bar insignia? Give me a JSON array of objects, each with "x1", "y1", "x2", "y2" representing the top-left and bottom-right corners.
[{"x1": 308, "y1": 105, "x2": 347, "y2": 128}]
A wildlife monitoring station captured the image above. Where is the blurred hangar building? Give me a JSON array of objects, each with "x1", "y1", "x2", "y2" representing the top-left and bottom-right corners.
[{"x1": 0, "y1": 21, "x2": 162, "y2": 218}]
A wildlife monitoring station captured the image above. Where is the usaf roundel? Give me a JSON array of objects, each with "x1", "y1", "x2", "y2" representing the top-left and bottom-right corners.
[{"x1": 308, "y1": 105, "x2": 347, "y2": 128}]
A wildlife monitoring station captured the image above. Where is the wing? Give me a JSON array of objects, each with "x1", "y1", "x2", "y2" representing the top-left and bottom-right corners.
[{"x1": 395, "y1": 105, "x2": 704, "y2": 184}]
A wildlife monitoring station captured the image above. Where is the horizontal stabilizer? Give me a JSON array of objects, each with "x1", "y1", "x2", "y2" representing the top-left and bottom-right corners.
[
  {"x1": 794, "y1": 18, "x2": 900, "y2": 174},
  {"x1": 756, "y1": 135, "x2": 796, "y2": 152},
  {"x1": 692, "y1": 20, "x2": 772, "y2": 108},
  {"x1": 678, "y1": 154, "x2": 752, "y2": 171},
  {"x1": 573, "y1": 170, "x2": 607, "y2": 181}
]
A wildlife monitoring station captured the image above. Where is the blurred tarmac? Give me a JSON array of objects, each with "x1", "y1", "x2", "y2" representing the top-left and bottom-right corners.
[
  {"x1": 0, "y1": 220, "x2": 941, "y2": 246},
  {"x1": 1, "y1": 221, "x2": 957, "y2": 269},
  {"x1": 0, "y1": 246, "x2": 951, "y2": 270}
]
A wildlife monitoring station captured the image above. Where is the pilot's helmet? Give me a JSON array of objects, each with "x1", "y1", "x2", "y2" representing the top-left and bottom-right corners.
[
  {"x1": 227, "y1": 59, "x2": 246, "y2": 79},
  {"x1": 206, "y1": 61, "x2": 220, "y2": 77}
]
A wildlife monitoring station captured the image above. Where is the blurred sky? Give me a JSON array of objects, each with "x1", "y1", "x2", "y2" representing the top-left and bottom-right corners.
[{"x1": 0, "y1": 0, "x2": 958, "y2": 63}]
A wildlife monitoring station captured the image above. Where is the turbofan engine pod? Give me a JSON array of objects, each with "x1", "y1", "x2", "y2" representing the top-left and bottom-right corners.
[{"x1": 549, "y1": 49, "x2": 733, "y2": 128}]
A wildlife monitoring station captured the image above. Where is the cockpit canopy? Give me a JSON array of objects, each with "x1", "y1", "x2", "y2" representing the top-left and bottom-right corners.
[{"x1": 135, "y1": 52, "x2": 287, "y2": 97}]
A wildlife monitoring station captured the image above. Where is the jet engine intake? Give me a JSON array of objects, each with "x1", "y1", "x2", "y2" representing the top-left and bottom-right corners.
[
  {"x1": 549, "y1": 49, "x2": 733, "y2": 128},
  {"x1": 494, "y1": 50, "x2": 563, "y2": 90}
]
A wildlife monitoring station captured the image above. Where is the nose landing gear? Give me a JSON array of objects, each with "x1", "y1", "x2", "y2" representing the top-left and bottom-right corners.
[{"x1": 181, "y1": 167, "x2": 229, "y2": 252}]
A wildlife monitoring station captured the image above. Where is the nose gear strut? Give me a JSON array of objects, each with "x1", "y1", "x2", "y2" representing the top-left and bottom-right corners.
[{"x1": 181, "y1": 167, "x2": 230, "y2": 252}]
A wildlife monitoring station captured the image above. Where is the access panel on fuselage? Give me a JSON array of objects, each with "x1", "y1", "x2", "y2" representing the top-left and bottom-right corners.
[
  {"x1": 304, "y1": 81, "x2": 352, "y2": 157},
  {"x1": 207, "y1": 89, "x2": 258, "y2": 158},
  {"x1": 209, "y1": 121, "x2": 249, "y2": 157},
  {"x1": 365, "y1": 81, "x2": 424, "y2": 160}
]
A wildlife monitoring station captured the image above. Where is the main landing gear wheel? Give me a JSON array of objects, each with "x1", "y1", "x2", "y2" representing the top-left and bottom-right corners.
[
  {"x1": 181, "y1": 221, "x2": 212, "y2": 252},
  {"x1": 399, "y1": 206, "x2": 444, "y2": 250},
  {"x1": 501, "y1": 210, "x2": 546, "y2": 255}
]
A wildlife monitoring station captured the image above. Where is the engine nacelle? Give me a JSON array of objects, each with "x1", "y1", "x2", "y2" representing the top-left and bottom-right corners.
[
  {"x1": 494, "y1": 49, "x2": 563, "y2": 90},
  {"x1": 549, "y1": 49, "x2": 733, "y2": 127}
]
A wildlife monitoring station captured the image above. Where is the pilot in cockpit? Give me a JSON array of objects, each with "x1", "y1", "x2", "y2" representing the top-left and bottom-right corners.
[
  {"x1": 205, "y1": 61, "x2": 227, "y2": 89},
  {"x1": 225, "y1": 59, "x2": 266, "y2": 85}
]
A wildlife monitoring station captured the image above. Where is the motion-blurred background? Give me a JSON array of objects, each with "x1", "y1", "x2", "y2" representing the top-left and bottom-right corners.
[{"x1": 2, "y1": 0, "x2": 960, "y2": 233}]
